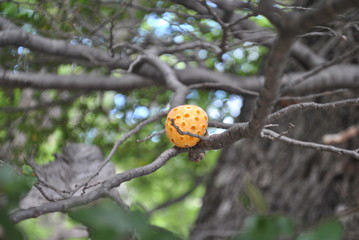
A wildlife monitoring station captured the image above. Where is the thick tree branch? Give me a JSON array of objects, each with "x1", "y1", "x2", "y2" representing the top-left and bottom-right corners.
[
  {"x1": 281, "y1": 46, "x2": 359, "y2": 94},
  {"x1": 245, "y1": 35, "x2": 295, "y2": 137},
  {"x1": 0, "y1": 27, "x2": 129, "y2": 69},
  {"x1": 139, "y1": 50, "x2": 189, "y2": 107},
  {"x1": 171, "y1": 0, "x2": 326, "y2": 68},
  {"x1": 1, "y1": 64, "x2": 358, "y2": 97},
  {"x1": 0, "y1": 71, "x2": 153, "y2": 91},
  {"x1": 289, "y1": 0, "x2": 359, "y2": 35}
]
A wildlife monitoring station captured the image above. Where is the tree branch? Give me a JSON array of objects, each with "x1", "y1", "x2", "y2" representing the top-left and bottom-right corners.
[
  {"x1": 267, "y1": 98, "x2": 359, "y2": 123},
  {"x1": 0, "y1": 26, "x2": 129, "y2": 69},
  {"x1": 0, "y1": 70, "x2": 153, "y2": 91},
  {"x1": 11, "y1": 147, "x2": 185, "y2": 223},
  {"x1": 139, "y1": 50, "x2": 190, "y2": 107},
  {"x1": 72, "y1": 111, "x2": 167, "y2": 196},
  {"x1": 261, "y1": 129, "x2": 359, "y2": 160},
  {"x1": 245, "y1": 35, "x2": 295, "y2": 137}
]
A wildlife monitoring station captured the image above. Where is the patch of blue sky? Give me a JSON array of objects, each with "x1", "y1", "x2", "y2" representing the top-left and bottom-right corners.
[
  {"x1": 213, "y1": 99, "x2": 223, "y2": 108},
  {"x1": 215, "y1": 62, "x2": 224, "y2": 72},
  {"x1": 233, "y1": 48, "x2": 244, "y2": 59},
  {"x1": 125, "y1": 111, "x2": 136, "y2": 124},
  {"x1": 206, "y1": 1, "x2": 217, "y2": 8},
  {"x1": 187, "y1": 90, "x2": 199, "y2": 100},
  {"x1": 223, "y1": 116, "x2": 234, "y2": 124},
  {"x1": 110, "y1": 94, "x2": 126, "y2": 117},
  {"x1": 221, "y1": 52, "x2": 231, "y2": 62},
  {"x1": 215, "y1": 90, "x2": 226, "y2": 99},
  {"x1": 203, "y1": 19, "x2": 221, "y2": 29},
  {"x1": 150, "y1": 131, "x2": 161, "y2": 143},
  {"x1": 226, "y1": 95, "x2": 243, "y2": 117},
  {"x1": 114, "y1": 93, "x2": 126, "y2": 109},
  {"x1": 22, "y1": 23, "x2": 37, "y2": 34},
  {"x1": 17, "y1": 46, "x2": 24, "y2": 55},
  {"x1": 173, "y1": 35, "x2": 184, "y2": 43},
  {"x1": 146, "y1": 13, "x2": 195, "y2": 37},
  {"x1": 83, "y1": 128, "x2": 97, "y2": 144},
  {"x1": 207, "y1": 106, "x2": 221, "y2": 120},
  {"x1": 81, "y1": 38, "x2": 92, "y2": 46},
  {"x1": 171, "y1": 23, "x2": 195, "y2": 33},
  {"x1": 133, "y1": 106, "x2": 150, "y2": 119},
  {"x1": 198, "y1": 49, "x2": 208, "y2": 59},
  {"x1": 208, "y1": 128, "x2": 225, "y2": 134},
  {"x1": 114, "y1": 112, "x2": 124, "y2": 119},
  {"x1": 70, "y1": 39, "x2": 78, "y2": 45}
]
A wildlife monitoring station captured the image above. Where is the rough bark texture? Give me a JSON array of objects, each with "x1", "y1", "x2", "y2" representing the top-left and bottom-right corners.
[{"x1": 191, "y1": 92, "x2": 359, "y2": 240}]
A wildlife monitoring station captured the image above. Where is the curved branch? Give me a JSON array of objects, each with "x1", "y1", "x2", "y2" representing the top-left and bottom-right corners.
[
  {"x1": 72, "y1": 111, "x2": 167, "y2": 196},
  {"x1": 261, "y1": 129, "x2": 359, "y2": 160},
  {"x1": 0, "y1": 27, "x2": 129, "y2": 69},
  {"x1": 268, "y1": 98, "x2": 359, "y2": 123},
  {"x1": 11, "y1": 147, "x2": 185, "y2": 223},
  {"x1": 140, "y1": 50, "x2": 189, "y2": 107}
]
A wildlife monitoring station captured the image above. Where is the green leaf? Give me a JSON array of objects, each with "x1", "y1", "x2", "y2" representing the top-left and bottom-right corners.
[
  {"x1": 233, "y1": 215, "x2": 295, "y2": 240},
  {"x1": 297, "y1": 219, "x2": 343, "y2": 240},
  {"x1": 0, "y1": 165, "x2": 32, "y2": 240},
  {"x1": 0, "y1": 209, "x2": 25, "y2": 240},
  {"x1": 243, "y1": 179, "x2": 268, "y2": 214},
  {"x1": 0, "y1": 2, "x2": 18, "y2": 17},
  {"x1": 21, "y1": 164, "x2": 33, "y2": 176},
  {"x1": 0, "y1": 165, "x2": 34, "y2": 207},
  {"x1": 69, "y1": 200, "x2": 182, "y2": 240}
]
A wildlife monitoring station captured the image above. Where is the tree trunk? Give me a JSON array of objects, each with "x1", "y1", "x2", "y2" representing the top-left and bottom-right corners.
[{"x1": 191, "y1": 92, "x2": 359, "y2": 240}]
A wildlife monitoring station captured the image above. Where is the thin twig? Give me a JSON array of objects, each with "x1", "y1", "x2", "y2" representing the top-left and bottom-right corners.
[
  {"x1": 33, "y1": 184, "x2": 56, "y2": 202},
  {"x1": 73, "y1": 111, "x2": 167, "y2": 196},
  {"x1": 279, "y1": 89, "x2": 348, "y2": 102},
  {"x1": 189, "y1": 82, "x2": 259, "y2": 97},
  {"x1": 137, "y1": 130, "x2": 165, "y2": 143},
  {"x1": 25, "y1": 151, "x2": 71, "y2": 199},
  {"x1": 261, "y1": 129, "x2": 359, "y2": 160},
  {"x1": 170, "y1": 118, "x2": 206, "y2": 140},
  {"x1": 11, "y1": 147, "x2": 185, "y2": 223},
  {"x1": 268, "y1": 98, "x2": 359, "y2": 123},
  {"x1": 148, "y1": 175, "x2": 205, "y2": 214}
]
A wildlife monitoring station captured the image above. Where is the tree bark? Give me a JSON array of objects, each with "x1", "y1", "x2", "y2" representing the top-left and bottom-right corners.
[{"x1": 191, "y1": 92, "x2": 359, "y2": 240}]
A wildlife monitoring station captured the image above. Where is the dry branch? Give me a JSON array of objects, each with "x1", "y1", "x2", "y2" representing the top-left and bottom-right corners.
[{"x1": 261, "y1": 129, "x2": 359, "y2": 159}]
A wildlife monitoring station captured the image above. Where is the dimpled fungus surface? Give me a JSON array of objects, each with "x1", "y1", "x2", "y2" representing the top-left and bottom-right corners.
[{"x1": 165, "y1": 105, "x2": 208, "y2": 148}]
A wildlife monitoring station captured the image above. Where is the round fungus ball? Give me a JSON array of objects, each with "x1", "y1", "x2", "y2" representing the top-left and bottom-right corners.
[{"x1": 165, "y1": 105, "x2": 208, "y2": 148}]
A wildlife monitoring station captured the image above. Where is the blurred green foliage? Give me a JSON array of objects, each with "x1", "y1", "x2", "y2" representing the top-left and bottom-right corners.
[
  {"x1": 0, "y1": 0, "x2": 316, "y2": 239},
  {"x1": 297, "y1": 219, "x2": 343, "y2": 240},
  {"x1": 69, "y1": 199, "x2": 182, "y2": 240},
  {"x1": 233, "y1": 215, "x2": 295, "y2": 240},
  {"x1": 233, "y1": 215, "x2": 343, "y2": 240},
  {"x1": 0, "y1": 165, "x2": 35, "y2": 240}
]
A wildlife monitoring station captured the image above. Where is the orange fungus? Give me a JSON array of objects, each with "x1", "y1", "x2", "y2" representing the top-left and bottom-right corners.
[{"x1": 165, "y1": 105, "x2": 208, "y2": 148}]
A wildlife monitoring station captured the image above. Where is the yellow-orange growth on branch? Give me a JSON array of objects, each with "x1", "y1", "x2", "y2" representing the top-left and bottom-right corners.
[{"x1": 165, "y1": 105, "x2": 208, "y2": 148}]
